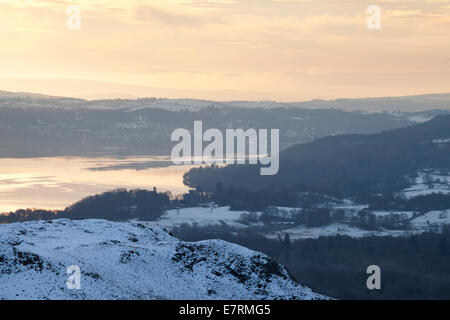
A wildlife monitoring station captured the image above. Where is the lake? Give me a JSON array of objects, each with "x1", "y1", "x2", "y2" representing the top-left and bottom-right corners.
[{"x1": 0, "y1": 157, "x2": 195, "y2": 213}]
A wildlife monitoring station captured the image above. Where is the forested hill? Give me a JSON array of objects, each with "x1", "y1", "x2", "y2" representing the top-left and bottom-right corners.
[{"x1": 183, "y1": 115, "x2": 450, "y2": 197}]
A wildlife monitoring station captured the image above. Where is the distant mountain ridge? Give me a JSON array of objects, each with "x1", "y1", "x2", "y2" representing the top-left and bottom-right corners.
[
  {"x1": 287, "y1": 93, "x2": 450, "y2": 112},
  {"x1": 1, "y1": 90, "x2": 449, "y2": 157},
  {"x1": 0, "y1": 89, "x2": 450, "y2": 111}
]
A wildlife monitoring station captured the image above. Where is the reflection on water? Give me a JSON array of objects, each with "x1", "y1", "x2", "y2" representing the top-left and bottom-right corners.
[{"x1": 0, "y1": 157, "x2": 195, "y2": 212}]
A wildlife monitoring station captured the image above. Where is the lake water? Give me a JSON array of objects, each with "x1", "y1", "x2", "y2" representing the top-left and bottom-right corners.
[{"x1": 0, "y1": 157, "x2": 195, "y2": 213}]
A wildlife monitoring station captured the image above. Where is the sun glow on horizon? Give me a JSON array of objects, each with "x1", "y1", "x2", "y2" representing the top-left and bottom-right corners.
[{"x1": 0, "y1": 0, "x2": 449, "y2": 100}]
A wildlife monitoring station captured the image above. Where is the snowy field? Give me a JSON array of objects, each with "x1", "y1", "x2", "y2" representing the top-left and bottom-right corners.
[
  {"x1": 146, "y1": 206, "x2": 260, "y2": 229},
  {"x1": 401, "y1": 170, "x2": 450, "y2": 199},
  {"x1": 267, "y1": 210, "x2": 450, "y2": 240},
  {"x1": 267, "y1": 209, "x2": 450, "y2": 240},
  {"x1": 266, "y1": 223, "x2": 410, "y2": 240},
  {"x1": 411, "y1": 210, "x2": 450, "y2": 229},
  {"x1": 143, "y1": 205, "x2": 450, "y2": 241}
]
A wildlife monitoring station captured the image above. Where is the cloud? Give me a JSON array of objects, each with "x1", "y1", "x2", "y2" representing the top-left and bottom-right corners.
[{"x1": 133, "y1": 4, "x2": 222, "y2": 27}]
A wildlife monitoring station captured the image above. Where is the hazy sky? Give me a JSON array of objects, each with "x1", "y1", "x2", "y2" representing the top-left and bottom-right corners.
[{"x1": 0, "y1": 0, "x2": 449, "y2": 101}]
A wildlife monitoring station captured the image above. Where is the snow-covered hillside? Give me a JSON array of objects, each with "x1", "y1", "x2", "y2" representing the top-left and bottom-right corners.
[
  {"x1": 0, "y1": 219, "x2": 326, "y2": 300},
  {"x1": 401, "y1": 170, "x2": 450, "y2": 199}
]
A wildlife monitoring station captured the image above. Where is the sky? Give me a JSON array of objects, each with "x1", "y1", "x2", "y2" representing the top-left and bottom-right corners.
[{"x1": 0, "y1": 0, "x2": 449, "y2": 101}]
